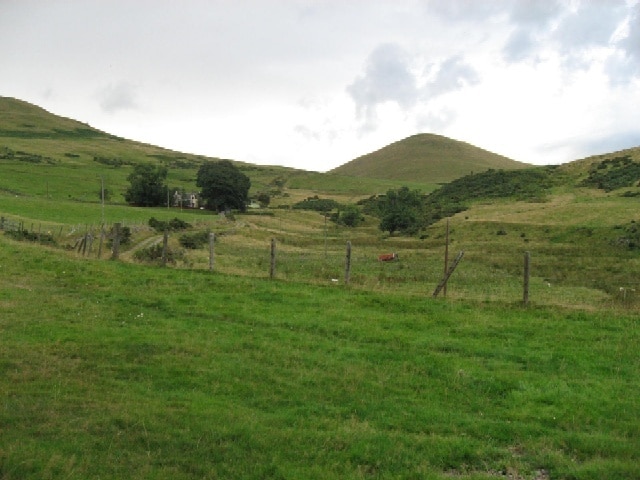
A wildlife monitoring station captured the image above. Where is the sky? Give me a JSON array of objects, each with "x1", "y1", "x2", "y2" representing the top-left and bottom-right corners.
[{"x1": 1, "y1": 0, "x2": 639, "y2": 172}]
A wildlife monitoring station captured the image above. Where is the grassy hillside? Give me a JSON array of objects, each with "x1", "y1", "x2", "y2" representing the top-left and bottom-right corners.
[
  {"x1": 330, "y1": 133, "x2": 530, "y2": 183},
  {"x1": 1, "y1": 237, "x2": 639, "y2": 479},
  {"x1": 0, "y1": 97, "x2": 429, "y2": 206},
  {"x1": 2, "y1": 97, "x2": 640, "y2": 478}
]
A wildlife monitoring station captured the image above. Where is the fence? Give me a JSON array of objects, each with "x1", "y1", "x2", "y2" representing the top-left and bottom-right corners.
[{"x1": 1, "y1": 214, "x2": 638, "y2": 309}]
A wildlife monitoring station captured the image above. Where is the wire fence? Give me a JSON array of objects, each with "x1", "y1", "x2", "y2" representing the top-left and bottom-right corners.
[{"x1": 1, "y1": 214, "x2": 638, "y2": 310}]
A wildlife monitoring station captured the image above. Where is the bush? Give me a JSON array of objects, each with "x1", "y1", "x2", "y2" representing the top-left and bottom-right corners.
[
  {"x1": 107, "y1": 226, "x2": 131, "y2": 248},
  {"x1": 292, "y1": 196, "x2": 342, "y2": 212},
  {"x1": 148, "y1": 217, "x2": 191, "y2": 233},
  {"x1": 133, "y1": 244, "x2": 184, "y2": 264},
  {"x1": 4, "y1": 228, "x2": 56, "y2": 245},
  {"x1": 179, "y1": 231, "x2": 211, "y2": 249}
]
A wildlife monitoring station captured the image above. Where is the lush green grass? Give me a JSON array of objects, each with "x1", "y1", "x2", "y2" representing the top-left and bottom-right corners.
[
  {"x1": 1, "y1": 237, "x2": 639, "y2": 479},
  {"x1": 3, "y1": 96, "x2": 640, "y2": 479}
]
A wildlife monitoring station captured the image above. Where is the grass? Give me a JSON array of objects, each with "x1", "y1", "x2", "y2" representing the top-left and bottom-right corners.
[
  {"x1": 3, "y1": 95, "x2": 640, "y2": 478},
  {"x1": 1, "y1": 237, "x2": 639, "y2": 479}
]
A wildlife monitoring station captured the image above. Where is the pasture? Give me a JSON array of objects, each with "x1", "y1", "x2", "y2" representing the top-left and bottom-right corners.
[
  {"x1": 1, "y1": 234, "x2": 639, "y2": 479},
  {"x1": 2, "y1": 97, "x2": 640, "y2": 478}
]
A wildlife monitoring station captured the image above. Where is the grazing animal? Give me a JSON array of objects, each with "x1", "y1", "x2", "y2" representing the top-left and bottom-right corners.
[{"x1": 378, "y1": 252, "x2": 399, "y2": 262}]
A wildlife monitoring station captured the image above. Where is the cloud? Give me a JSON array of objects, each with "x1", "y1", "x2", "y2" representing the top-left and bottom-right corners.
[
  {"x1": 428, "y1": 55, "x2": 480, "y2": 97},
  {"x1": 578, "y1": 130, "x2": 640, "y2": 158},
  {"x1": 502, "y1": 0, "x2": 563, "y2": 62},
  {"x1": 554, "y1": 0, "x2": 627, "y2": 51},
  {"x1": 97, "y1": 81, "x2": 139, "y2": 114},
  {"x1": 346, "y1": 43, "x2": 419, "y2": 131}
]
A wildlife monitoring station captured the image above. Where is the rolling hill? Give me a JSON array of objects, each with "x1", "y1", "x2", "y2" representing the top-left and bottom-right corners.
[{"x1": 330, "y1": 133, "x2": 530, "y2": 183}]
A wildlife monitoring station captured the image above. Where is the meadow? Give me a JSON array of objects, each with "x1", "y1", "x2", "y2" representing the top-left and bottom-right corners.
[
  {"x1": 2, "y1": 97, "x2": 640, "y2": 478},
  {"x1": 1, "y1": 235, "x2": 639, "y2": 479}
]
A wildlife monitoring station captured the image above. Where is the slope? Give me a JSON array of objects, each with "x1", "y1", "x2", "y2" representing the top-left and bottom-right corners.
[{"x1": 330, "y1": 133, "x2": 530, "y2": 183}]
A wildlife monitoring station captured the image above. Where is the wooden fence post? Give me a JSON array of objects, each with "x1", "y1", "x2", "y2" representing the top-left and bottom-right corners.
[
  {"x1": 97, "y1": 226, "x2": 105, "y2": 258},
  {"x1": 345, "y1": 241, "x2": 352, "y2": 285},
  {"x1": 111, "y1": 223, "x2": 121, "y2": 260},
  {"x1": 209, "y1": 232, "x2": 215, "y2": 271},
  {"x1": 162, "y1": 229, "x2": 169, "y2": 266},
  {"x1": 433, "y1": 251, "x2": 465, "y2": 298},
  {"x1": 270, "y1": 238, "x2": 276, "y2": 279},
  {"x1": 443, "y1": 218, "x2": 450, "y2": 297},
  {"x1": 0, "y1": 217, "x2": 4, "y2": 230},
  {"x1": 523, "y1": 251, "x2": 530, "y2": 305}
]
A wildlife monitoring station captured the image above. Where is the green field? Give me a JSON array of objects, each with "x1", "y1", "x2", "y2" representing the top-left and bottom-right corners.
[
  {"x1": 1, "y1": 238, "x2": 639, "y2": 479},
  {"x1": 2, "y1": 97, "x2": 640, "y2": 478}
]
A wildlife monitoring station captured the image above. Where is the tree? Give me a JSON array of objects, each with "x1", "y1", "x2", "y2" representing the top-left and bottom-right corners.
[
  {"x1": 124, "y1": 164, "x2": 168, "y2": 207},
  {"x1": 196, "y1": 160, "x2": 251, "y2": 212},
  {"x1": 378, "y1": 186, "x2": 424, "y2": 235},
  {"x1": 335, "y1": 205, "x2": 363, "y2": 227}
]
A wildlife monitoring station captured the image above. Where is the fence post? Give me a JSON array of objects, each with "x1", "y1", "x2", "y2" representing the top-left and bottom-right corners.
[
  {"x1": 0, "y1": 217, "x2": 4, "y2": 230},
  {"x1": 523, "y1": 251, "x2": 530, "y2": 305},
  {"x1": 162, "y1": 229, "x2": 169, "y2": 266},
  {"x1": 209, "y1": 232, "x2": 215, "y2": 271},
  {"x1": 443, "y1": 218, "x2": 450, "y2": 297},
  {"x1": 345, "y1": 241, "x2": 352, "y2": 285},
  {"x1": 270, "y1": 238, "x2": 276, "y2": 279},
  {"x1": 111, "y1": 223, "x2": 121, "y2": 260},
  {"x1": 433, "y1": 251, "x2": 465, "y2": 298},
  {"x1": 97, "y1": 226, "x2": 105, "y2": 258}
]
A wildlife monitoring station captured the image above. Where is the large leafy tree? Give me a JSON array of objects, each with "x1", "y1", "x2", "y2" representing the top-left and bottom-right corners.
[
  {"x1": 196, "y1": 160, "x2": 251, "y2": 212},
  {"x1": 378, "y1": 186, "x2": 424, "y2": 235},
  {"x1": 124, "y1": 164, "x2": 168, "y2": 207}
]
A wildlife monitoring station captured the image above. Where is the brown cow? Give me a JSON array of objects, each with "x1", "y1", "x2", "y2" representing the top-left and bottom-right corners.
[{"x1": 378, "y1": 252, "x2": 398, "y2": 262}]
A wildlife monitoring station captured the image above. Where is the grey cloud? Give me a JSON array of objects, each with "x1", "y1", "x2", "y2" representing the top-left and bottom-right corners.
[
  {"x1": 97, "y1": 82, "x2": 138, "y2": 113},
  {"x1": 577, "y1": 130, "x2": 640, "y2": 157},
  {"x1": 620, "y1": 4, "x2": 640, "y2": 63},
  {"x1": 428, "y1": 55, "x2": 480, "y2": 97},
  {"x1": 347, "y1": 43, "x2": 419, "y2": 131},
  {"x1": 554, "y1": 1, "x2": 627, "y2": 51},
  {"x1": 501, "y1": 0, "x2": 563, "y2": 62},
  {"x1": 503, "y1": 29, "x2": 536, "y2": 62},
  {"x1": 509, "y1": 0, "x2": 562, "y2": 26}
]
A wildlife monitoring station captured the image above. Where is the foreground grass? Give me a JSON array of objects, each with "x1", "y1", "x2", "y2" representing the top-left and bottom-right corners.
[{"x1": 1, "y1": 238, "x2": 639, "y2": 479}]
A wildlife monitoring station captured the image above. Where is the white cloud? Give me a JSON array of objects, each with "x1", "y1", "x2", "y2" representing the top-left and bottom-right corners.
[
  {"x1": 1, "y1": 0, "x2": 639, "y2": 172},
  {"x1": 347, "y1": 43, "x2": 420, "y2": 132}
]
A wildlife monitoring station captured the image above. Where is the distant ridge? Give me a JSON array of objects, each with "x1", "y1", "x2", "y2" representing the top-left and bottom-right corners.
[{"x1": 330, "y1": 133, "x2": 530, "y2": 183}]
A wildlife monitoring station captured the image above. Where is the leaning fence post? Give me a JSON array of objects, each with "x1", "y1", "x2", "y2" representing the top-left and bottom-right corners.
[
  {"x1": 209, "y1": 232, "x2": 215, "y2": 271},
  {"x1": 345, "y1": 241, "x2": 352, "y2": 285},
  {"x1": 270, "y1": 238, "x2": 276, "y2": 279},
  {"x1": 433, "y1": 250, "x2": 465, "y2": 298},
  {"x1": 523, "y1": 251, "x2": 530, "y2": 305},
  {"x1": 111, "y1": 223, "x2": 121, "y2": 260}
]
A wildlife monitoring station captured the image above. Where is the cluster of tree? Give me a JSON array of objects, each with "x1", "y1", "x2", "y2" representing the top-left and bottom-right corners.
[
  {"x1": 124, "y1": 159, "x2": 563, "y2": 237},
  {"x1": 125, "y1": 160, "x2": 251, "y2": 211},
  {"x1": 292, "y1": 196, "x2": 364, "y2": 227},
  {"x1": 361, "y1": 168, "x2": 560, "y2": 235},
  {"x1": 580, "y1": 155, "x2": 640, "y2": 192}
]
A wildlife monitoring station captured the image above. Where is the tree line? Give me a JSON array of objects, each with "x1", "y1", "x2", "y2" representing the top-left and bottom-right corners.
[{"x1": 124, "y1": 160, "x2": 251, "y2": 212}]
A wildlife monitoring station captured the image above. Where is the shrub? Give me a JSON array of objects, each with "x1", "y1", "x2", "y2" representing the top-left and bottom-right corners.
[
  {"x1": 179, "y1": 231, "x2": 210, "y2": 249},
  {"x1": 292, "y1": 196, "x2": 342, "y2": 212},
  {"x1": 107, "y1": 226, "x2": 131, "y2": 248},
  {"x1": 133, "y1": 244, "x2": 184, "y2": 264},
  {"x1": 4, "y1": 228, "x2": 56, "y2": 246},
  {"x1": 148, "y1": 217, "x2": 191, "y2": 233}
]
